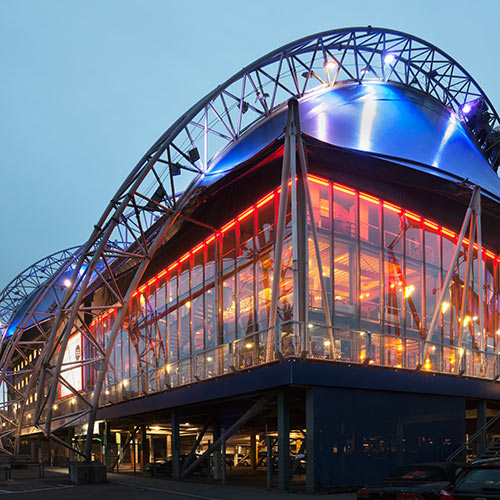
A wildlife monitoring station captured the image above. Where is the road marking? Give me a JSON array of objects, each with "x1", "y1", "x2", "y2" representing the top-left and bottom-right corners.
[
  {"x1": 112, "y1": 480, "x2": 221, "y2": 500},
  {"x1": 0, "y1": 484, "x2": 74, "y2": 495}
]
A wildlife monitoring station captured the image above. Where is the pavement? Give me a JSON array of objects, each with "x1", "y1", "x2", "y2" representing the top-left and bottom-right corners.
[{"x1": 0, "y1": 467, "x2": 358, "y2": 499}]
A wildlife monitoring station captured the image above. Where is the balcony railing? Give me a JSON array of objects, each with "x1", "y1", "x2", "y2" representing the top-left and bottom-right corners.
[{"x1": 22, "y1": 322, "x2": 500, "y2": 429}]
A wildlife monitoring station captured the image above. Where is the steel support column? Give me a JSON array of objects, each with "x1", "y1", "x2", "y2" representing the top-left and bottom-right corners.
[
  {"x1": 306, "y1": 388, "x2": 315, "y2": 493},
  {"x1": 477, "y1": 399, "x2": 487, "y2": 456},
  {"x1": 213, "y1": 421, "x2": 222, "y2": 480},
  {"x1": 277, "y1": 390, "x2": 290, "y2": 491},
  {"x1": 171, "y1": 410, "x2": 180, "y2": 479},
  {"x1": 423, "y1": 186, "x2": 481, "y2": 363},
  {"x1": 250, "y1": 430, "x2": 257, "y2": 470}
]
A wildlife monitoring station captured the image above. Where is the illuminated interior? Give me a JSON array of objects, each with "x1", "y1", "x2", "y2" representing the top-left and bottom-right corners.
[{"x1": 74, "y1": 174, "x2": 500, "y2": 402}]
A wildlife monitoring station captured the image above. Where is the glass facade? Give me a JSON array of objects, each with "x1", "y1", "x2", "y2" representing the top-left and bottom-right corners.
[{"x1": 74, "y1": 174, "x2": 500, "y2": 407}]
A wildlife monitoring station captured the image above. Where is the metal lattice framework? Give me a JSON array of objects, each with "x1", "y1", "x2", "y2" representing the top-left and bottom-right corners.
[
  {"x1": 3, "y1": 27, "x2": 500, "y2": 459},
  {"x1": 0, "y1": 247, "x2": 79, "y2": 334}
]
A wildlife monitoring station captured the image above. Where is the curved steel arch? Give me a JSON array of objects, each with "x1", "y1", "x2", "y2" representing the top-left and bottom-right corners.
[
  {"x1": 0, "y1": 246, "x2": 81, "y2": 454},
  {"x1": 24, "y1": 27, "x2": 500, "y2": 460},
  {"x1": 0, "y1": 247, "x2": 80, "y2": 334}
]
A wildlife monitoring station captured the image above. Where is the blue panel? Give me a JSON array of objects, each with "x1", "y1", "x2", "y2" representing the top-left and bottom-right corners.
[
  {"x1": 313, "y1": 387, "x2": 465, "y2": 487},
  {"x1": 203, "y1": 83, "x2": 500, "y2": 200}
]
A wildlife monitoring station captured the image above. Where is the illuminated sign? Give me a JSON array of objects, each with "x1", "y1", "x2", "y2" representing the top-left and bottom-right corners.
[{"x1": 60, "y1": 333, "x2": 82, "y2": 398}]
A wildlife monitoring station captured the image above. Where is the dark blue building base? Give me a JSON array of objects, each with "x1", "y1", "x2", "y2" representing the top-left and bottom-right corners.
[{"x1": 311, "y1": 387, "x2": 465, "y2": 488}]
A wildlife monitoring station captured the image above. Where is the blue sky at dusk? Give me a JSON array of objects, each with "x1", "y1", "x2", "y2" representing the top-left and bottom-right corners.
[{"x1": 1, "y1": 0, "x2": 499, "y2": 288}]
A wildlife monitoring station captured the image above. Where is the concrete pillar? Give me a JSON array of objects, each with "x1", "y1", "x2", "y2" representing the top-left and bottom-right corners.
[
  {"x1": 213, "y1": 421, "x2": 221, "y2": 480},
  {"x1": 140, "y1": 425, "x2": 149, "y2": 472},
  {"x1": 30, "y1": 440, "x2": 37, "y2": 463},
  {"x1": 99, "y1": 421, "x2": 112, "y2": 468},
  {"x1": 37, "y1": 435, "x2": 42, "y2": 463},
  {"x1": 277, "y1": 390, "x2": 290, "y2": 491},
  {"x1": 478, "y1": 399, "x2": 487, "y2": 456},
  {"x1": 306, "y1": 388, "x2": 315, "y2": 494},
  {"x1": 171, "y1": 410, "x2": 180, "y2": 479},
  {"x1": 250, "y1": 430, "x2": 257, "y2": 470},
  {"x1": 67, "y1": 427, "x2": 75, "y2": 462}
]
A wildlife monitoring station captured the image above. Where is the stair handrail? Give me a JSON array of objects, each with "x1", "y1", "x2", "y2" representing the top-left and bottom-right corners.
[{"x1": 447, "y1": 410, "x2": 500, "y2": 462}]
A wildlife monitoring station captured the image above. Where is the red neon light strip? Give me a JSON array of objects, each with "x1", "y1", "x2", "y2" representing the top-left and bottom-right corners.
[
  {"x1": 192, "y1": 242, "x2": 204, "y2": 255},
  {"x1": 221, "y1": 220, "x2": 236, "y2": 233},
  {"x1": 424, "y1": 220, "x2": 439, "y2": 231},
  {"x1": 333, "y1": 183, "x2": 356, "y2": 196},
  {"x1": 179, "y1": 252, "x2": 190, "y2": 263},
  {"x1": 383, "y1": 201, "x2": 402, "y2": 214},
  {"x1": 91, "y1": 173, "x2": 500, "y2": 329},
  {"x1": 309, "y1": 175, "x2": 330, "y2": 187},
  {"x1": 256, "y1": 192, "x2": 274, "y2": 208},
  {"x1": 442, "y1": 228, "x2": 456, "y2": 239},
  {"x1": 405, "y1": 211, "x2": 421, "y2": 222},
  {"x1": 237, "y1": 207, "x2": 254, "y2": 221},
  {"x1": 360, "y1": 193, "x2": 380, "y2": 205}
]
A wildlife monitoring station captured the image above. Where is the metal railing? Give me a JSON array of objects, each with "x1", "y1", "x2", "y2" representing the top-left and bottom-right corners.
[{"x1": 22, "y1": 322, "x2": 500, "y2": 429}]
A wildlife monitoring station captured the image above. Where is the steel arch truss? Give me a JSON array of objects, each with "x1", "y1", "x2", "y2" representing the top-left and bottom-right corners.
[
  {"x1": 0, "y1": 247, "x2": 79, "y2": 333},
  {"x1": 0, "y1": 247, "x2": 80, "y2": 454},
  {"x1": 13, "y1": 27, "x2": 500, "y2": 460}
]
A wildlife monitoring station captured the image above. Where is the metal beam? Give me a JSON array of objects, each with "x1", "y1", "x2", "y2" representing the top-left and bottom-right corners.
[
  {"x1": 423, "y1": 186, "x2": 480, "y2": 363},
  {"x1": 180, "y1": 393, "x2": 273, "y2": 478}
]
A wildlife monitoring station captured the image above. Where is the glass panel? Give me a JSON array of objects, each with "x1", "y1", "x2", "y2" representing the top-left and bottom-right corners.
[
  {"x1": 360, "y1": 245, "x2": 381, "y2": 327},
  {"x1": 192, "y1": 294, "x2": 204, "y2": 352},
  {"x1": 308, "y1": 233, "x2": 331, "y2": 322},
  {"x1": 334, "y1": 242, "x2": 356, "y2": 327},
  {"x1": 192, "y1": 248, "x2": 204, "y2": 291},
  {"x1": 359, "y1": 197, "x2": 380, "y2": 246},
  {"x1": 205, "y1": 240, "x2": 216, "y2": 284},
  {"x1": 237, "y1": 265, "x2": 255, "y2": 337},
  {"x1": 167, "y1": 310, "x2": 178, "y2": 362},
  {"x1": 222, "y1": 275, "x2": 236, "y2": 343},
  {"x1": 179, "y1": 302, "x2": 191, "y2": 358},
  {"x1": 156, "y1": 277, "x2": 166, "y2": 316},
  {"x1": 405, "y1": 216, "x2": 423, "y2": 339},
  {"x1": 279, "y1": 239, "x2": 294, "y2": 328},
  {"x1": 333, "y1": 186, "x2": 356, "y2": 239},
  {"x1": 383, "y1": 204, "x2": 403, "y2": 254},
  {"x1": 424, "y1": 227, "x2": 441, "y2": 339},
  {"x1": 256, "y1": 195, "x2": 275, "y2": 251},
  {"x1": 178, "y1": 259, "x2": 190, "y2": 300},
  {"x1": 222, "y1": 228, "x2": 236, "y2": 274},
  {"x1": 309, "y1": 179, "x2": 331, "y2": 231},
  {"x1": 256, "y1": 250, "x2": 273, "y2": 330},
  {"x1": 238, "y1": 211, "x2": 255, "y2": 267},
  {"x1": 157, "y1": 313, "x2": 167, "y2": 367},
  {"x1": 167, "y1": 271, "x2": 177, "y2": 308},
  {"x1": 205, "y1": 287, "x2": 216, "y2": 349}
]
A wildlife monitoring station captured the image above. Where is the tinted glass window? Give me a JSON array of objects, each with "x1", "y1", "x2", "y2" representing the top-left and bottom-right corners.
[
  {"x1": 455, "y1": 468, "x2": 500, "y2": 491},
  {"x1": 388, "y1": 466, "x2": 447, "y2": 480}
]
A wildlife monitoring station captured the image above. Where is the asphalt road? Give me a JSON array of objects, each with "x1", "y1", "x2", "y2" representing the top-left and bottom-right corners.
[{"x1": 0, "y1": 468, "x2": 357, "y2": 499}]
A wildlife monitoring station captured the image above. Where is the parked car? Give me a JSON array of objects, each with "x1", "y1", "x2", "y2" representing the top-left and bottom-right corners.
[
  {"x1": 145, "y1": 457, "x2": 172, "y2": 475},
  {"x1": 440, "y1": 459, "x2": 500, "y2": 500},
  {"x1": 357, "y1": 462, "x2": 460, "y2": 500},
  {"x1": 146, "y1": 453, "x2": 218, "y2": 476}
]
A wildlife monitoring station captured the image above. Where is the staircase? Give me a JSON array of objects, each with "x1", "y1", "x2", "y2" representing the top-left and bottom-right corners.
[
  {"x1": 479, "y1": 437, "x2": 500, "y2": 460},
  {"x1": 447, "y1": 411, "x2": 500, "y2": 463}
]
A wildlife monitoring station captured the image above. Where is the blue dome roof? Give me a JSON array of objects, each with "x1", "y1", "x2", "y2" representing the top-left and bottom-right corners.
[{"x1": 205, "y1": 82, "x2": 500, "y2": 200}]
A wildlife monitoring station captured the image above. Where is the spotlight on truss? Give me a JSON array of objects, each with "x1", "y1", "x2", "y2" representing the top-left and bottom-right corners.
[
  {"x1": 239, "y1": 101, "x2": 249, "y2": 114},
  {"x1": 324, "y1": 59, "x2": 337, "y2": 71},
  {"x1": 384, "y1": 53, "x2": 396, "y2": 66},
  {"x1": 188, "y1": 147, "x2": 200, "y2": 163}
]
